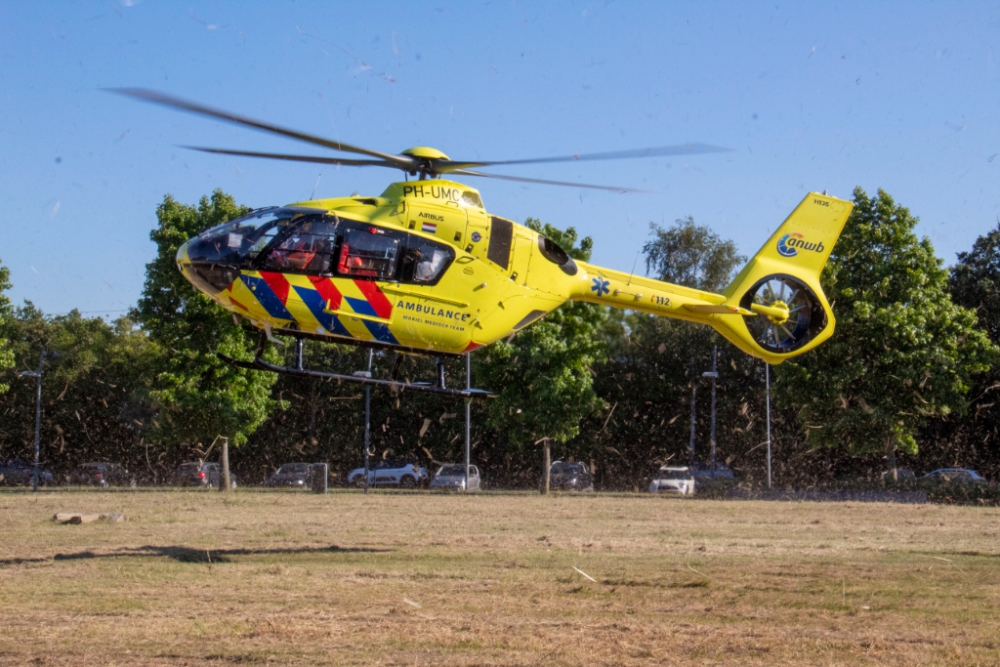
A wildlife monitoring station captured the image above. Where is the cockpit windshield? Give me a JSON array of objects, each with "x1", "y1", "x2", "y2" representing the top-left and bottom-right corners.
[{"x1": 187, "y1": 207, "x2": 328, "y2": 266}]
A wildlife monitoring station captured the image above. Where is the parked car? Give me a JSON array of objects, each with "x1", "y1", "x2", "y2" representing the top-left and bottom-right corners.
[
  {"x1": 266, "y1": 462, "x2": 314, "y2": 488},
  {"x1": 69, "y1": 462, "x2": 135, "y2": 487},
  {"x1": 0, "y1": 458, "x2": 54, "y2": 487},
  {"x1": 649, "y1": 466, "x2": 695, "y2": 495},
  {"x1": 347, "y1": 460, "x2": 428, "y2": 488},
  {"x1": 430, "y1": 464, "x2": 481, "y2": 491},
  {"x1": 919, "y1": 468, "x2": 988, "y2": 486},
  {"x1": 171, "y1": 462, "x2": 238, "y2": 489},
  {"x1": 690, "y1": 461, "x2": 736, "y2": 487},
  {"x1": 544, "y1": 461, "x2": 594, "y2": 492}
]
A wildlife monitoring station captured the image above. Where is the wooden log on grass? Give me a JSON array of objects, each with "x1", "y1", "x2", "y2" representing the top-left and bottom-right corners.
[
  {"x1": 53, "y1": 513, "x2": 101, "y2": 524},
  {"x1": 52, "y1": 513, "x2": 125, "y2": 524}
]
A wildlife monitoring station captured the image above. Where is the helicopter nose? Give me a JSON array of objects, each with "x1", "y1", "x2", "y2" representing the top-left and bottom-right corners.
[
  {"x1": 175, "y1": 239, "x2": 205, "y2": 292},
  {"x1": 175, "y1": 237, "x2": 241, "y2": 295},
  {"x1": 176, "y1": 240, "x2": 193, "y2": 275}
]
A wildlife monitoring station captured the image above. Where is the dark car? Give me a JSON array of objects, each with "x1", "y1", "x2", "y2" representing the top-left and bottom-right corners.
[
  {"x1": 690, "y1": 461, "x2": 736, "y2": 488},
  {"x1": 69, "y1": 462, "x2": 135, "y2": 487},
  {"x1": 0, "y1": 458, "x2": 54, "y2": 487},
  {"x1": 171, "y1": 462, "x2": 238, "y2": 489},
  {"x1": 544, "y1": 461, "x2": 594, "y2": 492},
  {"x1": 919, "y1": 468, "x2": 988, "y2": 487},
  {"x1": 266, "y1": 462, "x2": 314, "y2": 488}
]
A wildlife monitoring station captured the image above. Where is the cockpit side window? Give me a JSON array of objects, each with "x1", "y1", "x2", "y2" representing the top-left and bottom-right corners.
[
  {"x1": 242, "y1": 222, "x2": 284, "y2": 261},
  {"x1": 262, "y1": 219, "x2": 338, "y2": 274}
]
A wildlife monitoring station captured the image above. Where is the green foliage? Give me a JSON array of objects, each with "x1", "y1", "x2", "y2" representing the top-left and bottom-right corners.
[
  {"x1": 917, "y1": 222, "x2": 1000, "y2": 479},
  {"x1": 6, "y1": 187, "x2": 999, "y2": 487},
  {"x1": 643, "y1": 216, "x2": 744, "y2": 292},
  {"x1": 775, "y1": 188, "x2": 993, "y2": 462},
  {"x1": 134, "y1": 190, "x2": 279, "y2": 448},
  {"x1": 476, "y1": 219, "x2": 607, "y2": 453},
  {"x1": 0, "y1": 304, "x2": 156, "y2": 477},
  {"x1": 0, "y1": 259, "x2": 14, "y2": 394},
  {"x1": 950, "y1": 222, "x2": 1000, "y2": 345},
  {"x1": 588, "y1": 217, "x2": 757, "y2": 485}
]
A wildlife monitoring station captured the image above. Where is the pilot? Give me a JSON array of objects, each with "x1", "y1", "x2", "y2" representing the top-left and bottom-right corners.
[{"x1": 281, "y1": 235, "x2": 318, "y2": 271}]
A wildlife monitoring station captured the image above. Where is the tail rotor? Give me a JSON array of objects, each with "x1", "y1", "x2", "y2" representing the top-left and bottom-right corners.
[
  {"x1": 707, "y1": 192, "x2": 852, "y2": 363},
  {"x1": 740, "y1": 275, "x2": 828, "y2": 353}
]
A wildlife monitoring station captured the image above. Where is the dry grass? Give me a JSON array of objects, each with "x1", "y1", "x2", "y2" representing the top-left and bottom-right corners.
[{"x1": 1, "y1": 489, "x2": 998, "y2": 666}]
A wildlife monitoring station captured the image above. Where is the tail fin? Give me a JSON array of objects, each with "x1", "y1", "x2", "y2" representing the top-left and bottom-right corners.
[{"x1": 711, "y1": 192, "x2": 853, "y2": 364}]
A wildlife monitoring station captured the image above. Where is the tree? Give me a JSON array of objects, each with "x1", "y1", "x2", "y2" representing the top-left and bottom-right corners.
[
  {"x1": 0, "y1": 259, "x2": 15, "y2": 394},
  {"x1": 0, "y1": 304, "x2": 159, "y2": 479},
  {"x1": 134, "y1": 191, "x2": 280, "y2": 460},
  {"x1": 588, "y1": 217, "x2": 756, "y2": 486},
  {"x1": 775, "y1": 188, "x2": 993, "y2": 472},
  {"x1": 924, "y1": 222, "x2": 1000, "y2": 478},
  {"x1": 643, "y1": 216, "x2": 744, "y2": 292},
  {"x1": 950, "y1": 222, "x2": 1000, "y2": 344},
  {"x1": 476, "y1": 220, "x2": 608, "y2": 487}
]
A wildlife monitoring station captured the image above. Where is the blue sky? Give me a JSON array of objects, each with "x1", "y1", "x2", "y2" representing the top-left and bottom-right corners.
[{"x1": 1, "y1": 1, "x2": 998, "y2": 316}]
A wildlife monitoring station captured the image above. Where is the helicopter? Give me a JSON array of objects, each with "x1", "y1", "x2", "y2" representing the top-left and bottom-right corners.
[{"x1": 113, "y1": 89, "x2": 853, "y2": 398}]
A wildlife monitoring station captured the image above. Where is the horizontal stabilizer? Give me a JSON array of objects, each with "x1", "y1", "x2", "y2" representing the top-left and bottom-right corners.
[{"x1": 683, "y1": 304, "x2": 755, "y2": 315}]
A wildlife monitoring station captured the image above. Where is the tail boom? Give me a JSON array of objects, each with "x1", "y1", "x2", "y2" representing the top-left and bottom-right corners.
[{"x1": 571, "y1": 192, "x2": 852, "y2": 364}]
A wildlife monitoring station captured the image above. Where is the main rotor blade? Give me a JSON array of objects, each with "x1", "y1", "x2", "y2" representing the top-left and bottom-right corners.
[
  {"x1": 449, "y1": 169, "x2": 650, "y2": 193},
  {"x1": 436, "y1": 143, "x2": 731, "y2": 172},
  {"x1": 108, "y1": 88, "x2": 412, "y2": 167},
  {"x1": 182, "y1": 146, "x2": 396, "y2": 168}
]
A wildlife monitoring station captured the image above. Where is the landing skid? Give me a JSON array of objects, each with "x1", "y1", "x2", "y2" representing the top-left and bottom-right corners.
[{"x1": 217, "y1": 333, "x2": 494, "y2": 399}]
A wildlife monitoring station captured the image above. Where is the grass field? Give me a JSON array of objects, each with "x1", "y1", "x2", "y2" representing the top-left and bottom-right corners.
[{"x1": 1, "y1": 489, "x2": 998, "y2": 666}]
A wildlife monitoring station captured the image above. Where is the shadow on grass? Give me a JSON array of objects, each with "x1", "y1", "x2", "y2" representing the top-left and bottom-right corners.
[{"x1": 1, "y1": 544, "x2": 392, "y2": 566}]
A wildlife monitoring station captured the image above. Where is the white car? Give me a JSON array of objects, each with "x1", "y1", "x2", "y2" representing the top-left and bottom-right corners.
[
  {"x1": 347, "y1": 460, "x2": 427, "y2": 488},
  {"x1": 649, "y1": 466, "x2": 695, "y2": 495},
  {"x1": 430, "y1": 464, "x2": 481, "y2": 491}
]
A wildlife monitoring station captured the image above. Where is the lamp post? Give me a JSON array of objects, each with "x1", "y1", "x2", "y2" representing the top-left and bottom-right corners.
[
  {"x1": 19, "y1": 347, "x2": 59, "y2": 492},
  {"x1": 765, "y1": 362, "x2": 772, "y2": 489},
  {"x1": 354, "y1": 349, "x2": 374, "y2": 494},
  {"x1": 464, "y1": 353, "x2": 471, "y2": 492}
]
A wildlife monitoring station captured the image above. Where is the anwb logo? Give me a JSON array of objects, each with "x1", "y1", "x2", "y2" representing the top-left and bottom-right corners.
[{"x1": 777, "y1": 233, "x2": 824, "y2": 258}]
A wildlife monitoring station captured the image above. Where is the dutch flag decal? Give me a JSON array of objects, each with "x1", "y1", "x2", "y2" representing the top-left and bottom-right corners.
[{"x1": 421, "y1": 222, "x2": 437, "y2": 234}]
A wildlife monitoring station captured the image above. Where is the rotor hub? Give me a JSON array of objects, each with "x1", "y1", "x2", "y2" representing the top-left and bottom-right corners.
[{"x1": 751, "y1": 300, "x2": 790, "y2": 325}]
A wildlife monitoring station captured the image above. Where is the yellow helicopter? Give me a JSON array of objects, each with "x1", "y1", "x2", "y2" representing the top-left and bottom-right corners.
[{"x1": 114, "y1": 89, "x2": 853, "y2": 398}]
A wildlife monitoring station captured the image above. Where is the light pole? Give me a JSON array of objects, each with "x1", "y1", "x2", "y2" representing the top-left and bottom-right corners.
[
  {"x1": 464, "y1": 353, "x2": 471, "y2": 492},
  {"x1": 765, "y1": 362, "x2": 772, "y2": 489},
  {"x1": 19, "y1": 347, "x2": 59, "y2": 492},
  {"x1": 354, "y1": 349, "x2": 374, "y2": 494},
  {"x1": 701, "y1": 346, "x2": 719, "y2": 466}
]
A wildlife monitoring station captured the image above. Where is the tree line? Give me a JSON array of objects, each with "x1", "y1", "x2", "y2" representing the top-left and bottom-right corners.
[{"x1": 0, "y1": 187, "x2": 997, "y2": 488}]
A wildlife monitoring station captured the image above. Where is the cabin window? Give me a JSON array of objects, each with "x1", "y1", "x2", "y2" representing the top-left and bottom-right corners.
[
  {"x1": 336, "y1": 227, "x2": 400, "y2": 279},
  {"x1": 400, "y1": 238, "x2": 454, "y2": 285},
  {"x1": 262, "y1": 219, "x2": 338, "y2": 273}
]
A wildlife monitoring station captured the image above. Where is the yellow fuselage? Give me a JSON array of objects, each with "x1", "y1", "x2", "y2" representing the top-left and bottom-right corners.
[{"x1": 176, "y1": 180, "x2": 852, "y2": 364}]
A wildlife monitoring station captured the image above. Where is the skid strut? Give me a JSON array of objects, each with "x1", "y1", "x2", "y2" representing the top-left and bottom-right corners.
[
  {"x1": 217, "y1": 332, "x2": 493, "y2": 399},
  {"x1": 436, "y1": 358, "x2": 447, "y2": 390}
]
